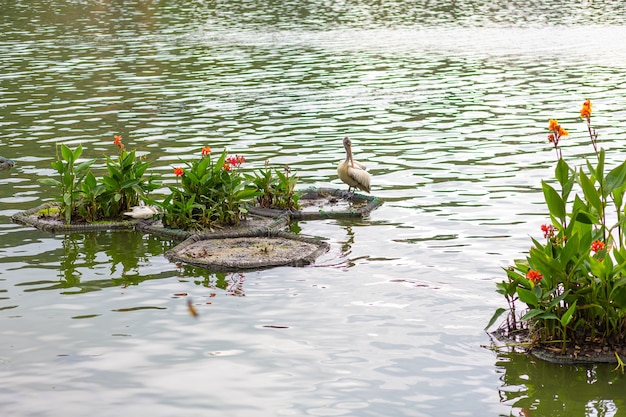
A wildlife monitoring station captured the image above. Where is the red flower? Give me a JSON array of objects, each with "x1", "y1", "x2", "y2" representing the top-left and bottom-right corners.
[
  {"x1": 201, "y1": 146, "x2": 211, "y2": 157},
  {"x1": 226, "y1": 154, "x2": 245, "y2": 168},
  {"x1": 591, "y1": 240, "x2": 605, "y2": 253},
  {"x1": 541, "y1": 224, "x2": 556, "y2": 239},
  {"x1": 223, "y1": 162, "x2": 231, "y2": 171},
  {"x1": 526, "y1": 270, "x2": 543, "y2": 284},
  {"x1": 173, "y1": 167, "x2": 184, "y2": 177}
]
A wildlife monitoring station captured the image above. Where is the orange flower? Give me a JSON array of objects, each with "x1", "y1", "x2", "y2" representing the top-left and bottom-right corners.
[
  {"x1": 526, "y1": 269, "x2": 543, "y2": 284},
  {"x1": 201, "y1": 146, "x2": 211, "y2": 156},
  {"x1": 580, "y1": 99, "x2": 592, "y2": 119},
  {"x1": 173, "y1": 167, "x2": 184, "y2": 177},
  {"x1": 547, "y1": 119, "x2": 568, "y2": 144},
  {"x1": 223, "y1": 162, "x2": 231, "y2": 171},
  {"x1": 591, "y1": 240, "x2": 605, "y2": 253},
  {"x1": 113, "y1": 135, "x2": 124, "y2": 149},
  {"x1": 548, "y1": 119, "x2": 559, "y2": 131}
]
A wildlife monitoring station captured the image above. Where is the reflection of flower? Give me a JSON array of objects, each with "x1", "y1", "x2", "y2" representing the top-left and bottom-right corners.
[
  {"x1": 526, "y1": 270, "x2": 543, "y2": 284},
  {"x1": 591, "y1": 240, "x2": 605, "y2": 253},
  {"x1": 201, "y1": 146, "x2": 212, "y2": 157},
  {"x1": 580, "y1": 99, "x2": 592, "y2": 120},
  {"x1": 114, "y1": 135, "x2": 124, "y2": 149},
  {"x1": 173, "y1": 167, "x2": 184, "y2": 177}
]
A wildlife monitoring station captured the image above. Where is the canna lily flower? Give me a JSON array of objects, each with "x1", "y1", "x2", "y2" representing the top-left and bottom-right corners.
[
  {"x1": 223, "y1": 162, "x2": 231, "y2": 171},
  {"x1": 226, "y1": 154, "x2": 245, "y2": 168},
  {"x1": 113, "y1": 135, "x2": 124, "y2": 149},
  {"x1": 580, "y1": 99, "x2": 592, "y2": 119},
  {"x1": 526, "y1": 270, "x2": 543, "y2": 284},
  {"x1": 547, "y1": 119, "x2": 568, "y2": 145},
  {"x1": 541, "y1": 224, "x2": 557, "y2": 239},
  {"x1": 173, "y1": 167, "x2": 184, "y2": 177},
  {"x1": 201, "y1": 146, "x2": 212, "y2": 157},
  {"x1": 590, "y1": 240, "x2": 605, "y2": 253}
]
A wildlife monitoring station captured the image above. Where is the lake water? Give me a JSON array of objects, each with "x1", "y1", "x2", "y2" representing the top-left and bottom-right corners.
[{"x1": 2, "y1": 1, "x2": 626, "y2": 416}]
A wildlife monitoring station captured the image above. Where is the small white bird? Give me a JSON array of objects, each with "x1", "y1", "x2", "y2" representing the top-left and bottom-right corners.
[
  {"x1": 337, "y1": 136, "x2": 371, "y2": 193},
  {"x1": 123, "y1": 205, "x2": 159, "y2": 219}
]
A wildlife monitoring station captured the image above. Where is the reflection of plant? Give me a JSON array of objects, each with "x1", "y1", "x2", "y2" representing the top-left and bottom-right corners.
[
  {"x1": 490, "y1": 100, "x2": 626, "y2": 351},
  {"x1": 159, "y1": 147, "x2": 258, "y2": 230},
  {"x1": 247, "y1": 161, "x2": 301, "y2": 210}
]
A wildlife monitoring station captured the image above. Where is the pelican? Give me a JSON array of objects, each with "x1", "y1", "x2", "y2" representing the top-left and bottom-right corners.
[
  {"x1": 0, "y1": 156, "x2": 15, "y2": 171},
  {"x1": 123, "y1": 205, "x2": 159, "y2": 219},
  {"x1": 337, "y1": 136, "x2": 371, "y2": 193}
]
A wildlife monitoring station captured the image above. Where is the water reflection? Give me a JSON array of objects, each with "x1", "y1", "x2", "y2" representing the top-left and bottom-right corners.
[{"x1": 497, "y1": 352, "x2": 623, "y2": 417}]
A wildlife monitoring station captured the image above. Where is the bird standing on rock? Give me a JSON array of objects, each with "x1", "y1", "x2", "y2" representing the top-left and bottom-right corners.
[
  {"x1": 0, "y1": 156, "x2": 15, "y2": 171},
  {"x1": 337, "y1": 136, "x2": 371, "y2": 193}
]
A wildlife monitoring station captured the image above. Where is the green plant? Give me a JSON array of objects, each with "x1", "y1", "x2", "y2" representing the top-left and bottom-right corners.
[
  {"x1": 160, "y1": 147, "x2": 258, "y2": 230},
  {"x1": 97, "y1": 136, "x2": 160, "y2": 218},
  {"x1": 40, "y1": 136, "x2": 159, "y2": 223},
  {"x1": 247, "y1": 161, "x2": 301, "y2": 210},
  {"x1": 489, "y1": 100, "x2": 626, "y2": 351},
  {"x1": 40, "y1": 144, "x2": 95, "y2": 224}
]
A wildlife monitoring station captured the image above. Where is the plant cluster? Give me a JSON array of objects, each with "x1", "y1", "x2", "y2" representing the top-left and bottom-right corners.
[
  {"x1": 41, "y1": 136, "x2": 159, "y2": 223},
  {"x1": 490, "y1": 100, "x2": 626, "y2": 351},
  {"x1": 43, "y1": 138, "x2": 304, "y2": 230},
  {"x1": 159, "y1": 147, "x2": 258, "y2": 230},
  {"x1": 246, "y1": 161, "x2": 301, "y2": 211}
]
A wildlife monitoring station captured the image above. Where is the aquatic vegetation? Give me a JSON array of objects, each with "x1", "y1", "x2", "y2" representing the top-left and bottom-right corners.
[
  {"x1": 490, "y1": 100, "x2": 626, "y2": 352},
  {"x1": 40, "y1": 140, "x2": 306, "y2": 229},
  {"x1": 246, "y1": 161, "x2": 301, "y2": 210},
  {"x1": 159, "y1": 147, "x2": 258, "y2": 230},
  {"x1": 40, "y1": 136, "x2": 159, "y2": 223}
]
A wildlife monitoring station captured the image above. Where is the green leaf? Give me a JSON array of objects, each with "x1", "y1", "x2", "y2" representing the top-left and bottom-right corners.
[
  {"x1": 485, "y1": 308, "x2": 508, "y2": 330},
  {"x1": 517, "y1": 287, "x2": 539, "y2": 308},
  {"x1": 60, "y1": 144, "x2": 74, "y2": 163},
  {"x1": 560, "y1": 300, "x2": 577, "y2": 327},
  {"x1": 542, "y1": 181, "x2": 565, "y2": 221},
  {"x1": 575, "y1": 211, "x2": 596, "y2": 224},
  {"x1": 520, "y1": 308, "x2": 546, "y2": 322},
  {"x1": 555, "y1": 158, "x2": 571, "y2": 188},
  {"x1": 39, "y1": 178, "x2": 62, "y2": 187},
  {"x1": 605, "y1": 160, "x2": 626, "y2": 196},
  {"x1": 71, "y1": 145, "x2": 83, "y2": 161},
  {"x1": 579, "y1": 169, "x2": 602, "y2": 212}
]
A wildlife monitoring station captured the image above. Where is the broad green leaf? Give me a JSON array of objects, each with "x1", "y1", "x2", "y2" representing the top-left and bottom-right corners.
[
  {"x1": 579, "y1": 169, "x2": 602, "y2": 212},
  {"x1": 517, "y1": 287, "x2": 538, "y2": 307},
  {"x1": 560, "y1": 300, "x2": 577, "y2": 327},
  {"x1": 605, "y1": 160, "x2": 626, "y2": 196},
  {"x1": 555, "y1": 158, "x2": 573, "y2": 190},
  {"x1": 542, "y1": 181, "x2": 565, "y2": 221},
  {"x1": 575, "y1": 211, "x2": 596, "y2": 224},
  {"x1": 72, "y1": 145, "x2": 83, "y2": 161},
  {"x1": 39, "y1": 178, "x2": 62, "y2": 187},
  {"x1": 75, "y1": 160, "x2": 94, "y2": 176},
  {"x1": 60, "y1": 144, "x2": 74, "y2": 163},
  {"x1": 521, "y1": 308, "x2": 547, "y2": 322}
]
